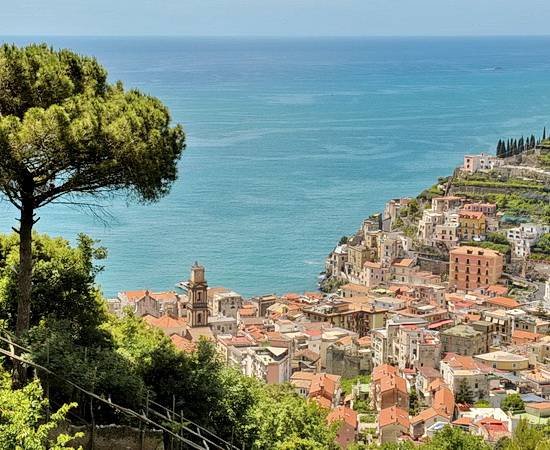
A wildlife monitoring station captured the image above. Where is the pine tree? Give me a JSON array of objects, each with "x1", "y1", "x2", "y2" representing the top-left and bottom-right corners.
[{"x1": 456, "y1": 378, "x2": 474, "y2": 404}]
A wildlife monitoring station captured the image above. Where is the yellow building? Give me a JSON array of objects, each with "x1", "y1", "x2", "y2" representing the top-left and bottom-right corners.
[
  {"x1": 458, "y1": 210, "x2": 486, "y2": 241},
  {"x1": 474, "y1": 351, "x2": 529, "y2": 373}
]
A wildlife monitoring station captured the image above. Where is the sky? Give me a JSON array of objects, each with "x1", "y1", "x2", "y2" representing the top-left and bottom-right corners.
[{"x1": 1, "y1": 0, "x2": 550, "y2": 37}]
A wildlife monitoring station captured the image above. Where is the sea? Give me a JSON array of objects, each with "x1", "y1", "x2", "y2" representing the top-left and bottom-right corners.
[{"x1": 1, "y1": 36, "x2": 550, "y2": 298}]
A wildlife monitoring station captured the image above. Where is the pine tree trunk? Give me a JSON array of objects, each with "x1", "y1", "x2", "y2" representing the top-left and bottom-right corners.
[
  {"x1": 14, "y1": 197, "x2": 34, "y2": 385},
  {"x1": 15, "y1": 198, "x2": 34, "y2": 338}
]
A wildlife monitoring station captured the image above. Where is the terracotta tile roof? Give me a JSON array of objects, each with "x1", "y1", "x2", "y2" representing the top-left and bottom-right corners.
[
  {"x1": 152, "y1": 292, "x2": 179, "y2": 302},
  {"x1": 364, "y1": 261, "x2": 383, "y2": 269},
  {"x1": 486, "y1": 297, "x2": 520, "y2": 309},
  {"x1": 357, "y1": 336, "x2": 372, "y2": 347},
  {"x1": 239, "y1": 309, "x2": 256, "y2": 317},
  {"x1": 410, "y1": 407, "x2": 443, "y2": 424},
  {"x1": 304, "y1": 329, "x2": 323, "y2": 337},
  {"x1": 327, "y1": 406, "x2": 358, "y2": 429},
  {"x1": 170, "y1": 334, "x2": 196, "y2": 353},
  {"x1": 442, "y1": 353, "x2": 481, "y2": 370},
  {"x1": 144, "y1": 314, "x2": 187, "y2": 330},
  {"x1": 122, "y1": 290, "x2": 149, "y2": 301},
  {"x1": 372, "y1": 364, "x2": 398, "y2": 381},
  {"x1": 418, "y1": 367, "x2": 440, "y2": 379},
  {"x1": 379, "y1": 406, "x2": 410, "y2": 429},
  {"x1": 283, "y1": 293, "x2": 301, "y2": 300},
  {"x1": 487, "y1": 285, "x2": 509, "y2": 296},
  {"x1": 452, "y1": 417, "x2": 473, "y2": 426},
  {"x1": 310, "y1": 373, "x2": 341, "y2": 399},
  {"x1": 293, "y1": 349, "x2": 320, "y2": 362},
  {"x1": 465, "y1": 313, "x2": 482, "y2": 322},
  {"x1": 290, "y1": 371, "x2": 316, "y2": 382},
  {"x1": 459, "y1": 210, "x2": 485, "y2": 219},
  {"x1": 428, "y1": 378, "x2": 447, "y2": 392},
  {"x1": 380, "y1": 374, "x2": 408, "y2": 394},
  {"x1": 207, "y1": 287, "x2": 230, "y2": 300},
  {"x1": 336, "y1": 335, "x2": 354, "y2": 347},
  {"x1": 476, "y1": 418, "x2": 510, "y2": 440},
  {"x1": 433, "y1": 386, "x2": 455, "y2": 417},
  {"x1": 427, "y1": 319, "x2": 454, "y2": 329},
  {"x1": 525, "y1": 402, "x2": 550, "y2": 409},
  {"x1": 513, "y1": 330, "x2": 542, "y2": 342},
  {"x1": 392, "y1": 258, "x2": 415, "y2": 268},
  {"x1": 341, "y1": 283, "x2": 371, "y2": 294},
  {"x1": 218, "y1": 335, "x2": 256, "y2": 347},
  {"x1": 451, "y1": 246, "x2": 501, "y2": 257},
  {"x1": 314, "y1": 396, "x2": 333, "y2": 409}
]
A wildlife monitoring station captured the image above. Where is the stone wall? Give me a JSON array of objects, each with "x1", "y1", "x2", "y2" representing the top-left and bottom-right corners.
[{"x1": 53, "y1": 424, "x2": 164, "y2": 450}]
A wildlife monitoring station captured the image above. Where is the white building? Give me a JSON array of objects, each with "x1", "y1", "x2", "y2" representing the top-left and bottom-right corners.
[
  {"x1": 463, "y1": 153, "x2": 501, "y2": 174},
  {"x1": 244, "y1": 346, "x2": 291, "y2": 384},
  {"x1": 418, "y1": 211, "x2": 445, "y2": 247},
  {"x1": 507, "y1": 223, "x2": 549, "y2": 258}
]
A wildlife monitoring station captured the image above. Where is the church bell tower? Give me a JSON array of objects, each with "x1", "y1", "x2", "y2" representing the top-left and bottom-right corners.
[{"x1": 187, "y1": 262, "x2": 209, "y2": 327}]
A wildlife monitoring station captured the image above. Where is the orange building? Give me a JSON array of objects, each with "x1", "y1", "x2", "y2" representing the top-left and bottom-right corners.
[
  {"x1": 449, "y1": 246, "x2": 504, "y2": 291},
  {"x1": 372, "y1": 364, "x2": 409, "y2": 411}
]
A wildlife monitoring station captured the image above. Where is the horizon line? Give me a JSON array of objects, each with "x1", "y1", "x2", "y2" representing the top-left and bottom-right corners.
[{"x1": 2, "y1": 33, "x2": 550, "y2": 39}]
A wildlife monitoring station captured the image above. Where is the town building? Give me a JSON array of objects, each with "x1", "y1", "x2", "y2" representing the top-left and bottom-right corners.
[
  {"x1": 462, "y1": 153, "x2": 500, "y2": 173},
  {"x1": 449, "y1": 246, "x2": 504, "y2": 290},
  {"x1": 440, "y1": 324, "x2": 487, "y2": 356},
  {"x1": 458, "y1": 210, "x2": 486, "y2": 241},
  {"x1": 440, "y1": 353, "x2": 492, "y2": 402},
  {"x1": 244, "y1": 346, "x2": 291, "y2": 384}
]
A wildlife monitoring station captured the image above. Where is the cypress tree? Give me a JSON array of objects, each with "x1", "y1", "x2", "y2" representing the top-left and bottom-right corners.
[
  {"x1": 519, "y1": 137, "x2": 524, "y2": 153},
  {"x1": 544, "y1": 127, "x2": 547, "y2": 141}
]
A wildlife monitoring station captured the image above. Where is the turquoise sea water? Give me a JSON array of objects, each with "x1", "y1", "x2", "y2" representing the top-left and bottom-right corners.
[{"x1": 1, "y1": 37, "x2": 550, "y2": 297}]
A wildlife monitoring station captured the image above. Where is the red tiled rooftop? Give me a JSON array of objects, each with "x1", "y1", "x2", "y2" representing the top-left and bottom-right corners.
[
  {"x1": 144, "y1": 314, "x2": 187, "y2": 330},
  {"x1": 513, "y1": 330, "x2": 542, "y2": 341},
  {"x1": 379, "y1": 406, "x2": 410, "y2": 429},
  {"x1": 327, "y1": 406, "x2": 358, "y2": 429},
  {"x1": 453, "y1": 417, "x2": 473, "y2": 426},
  {"x1": 487, "y1": 285, "x2": 509, "y2": 296},
  {"x1": 486, "y1": 296, "x2": 520, "y2": 309},
  {"x1": 170, "y1": 334, "x2": 196, "y2": 353}
]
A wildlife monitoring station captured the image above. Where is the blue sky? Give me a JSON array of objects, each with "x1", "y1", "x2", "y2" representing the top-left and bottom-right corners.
[{"x1": 2, "y1": 0, "x2": 550, "y2": 36}]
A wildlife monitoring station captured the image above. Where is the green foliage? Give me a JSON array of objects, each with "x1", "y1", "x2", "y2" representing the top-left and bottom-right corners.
[
  {"x1": 487, "y1": 231, "x2": 510, "y2": 246},
  {"x1": 0, "y1": 233, "x2": 108, "y2": 343},
  {"x1": 0, "y1": 43, "x2": 185, "y2": 205},
  {"x1": 474, "y1": 193, "x2": 550, "y2": 224},
  {"x1": 532, "y1": 234, "x2": 550, "y2": 255},
  {"x1": 418, "y1": 183, "x2": 445, "y2": 200},
  {"x1": 455, "y1": 378, "x2": 474, "y2": 404},
  {"x1": 339, "y1": 236, "x2": 349, "y2": 245},
  {"x1": 454, "y1": 178, "x2": 546, "y2": 191},
  {"x1": 538, "y1": 152, "x2": 550, "y2": 168},
  {"x1": 423, "y1": 425, "x2": 491, "y2": 450},
  {"x1": 0, "y1": 367, "x2": 83, "y2": 449},
  {"x1": 0, "y1": 43, "x2": 185, "y2": 338},
  {"x1": 474, "y1": 399, "x2": 491, "y2": 408},
  {"x1": 320, "y1": 277, "x2": 345, "y2": 293},
  {"x1": 504, "y1": 419, "x2": 546, "y2": 450},
  {"x1": 353, "y1": 399, "x2": 371, "y2": 414},
  {"x1": 341, "y1": 375, "x2": 371, "y2": 395},
  {"x1": 463, "y1": 240, "x2": 510, "y2": 255},
  {"x1": 501, "y1": 393, "x2": 525, "y2": 413},
  {"x1": 243, "y1": 384, "x2": 338, "y2": 450},
  {"x1": 409, "y1": 386, "x2": 420, "y2": 415}
]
